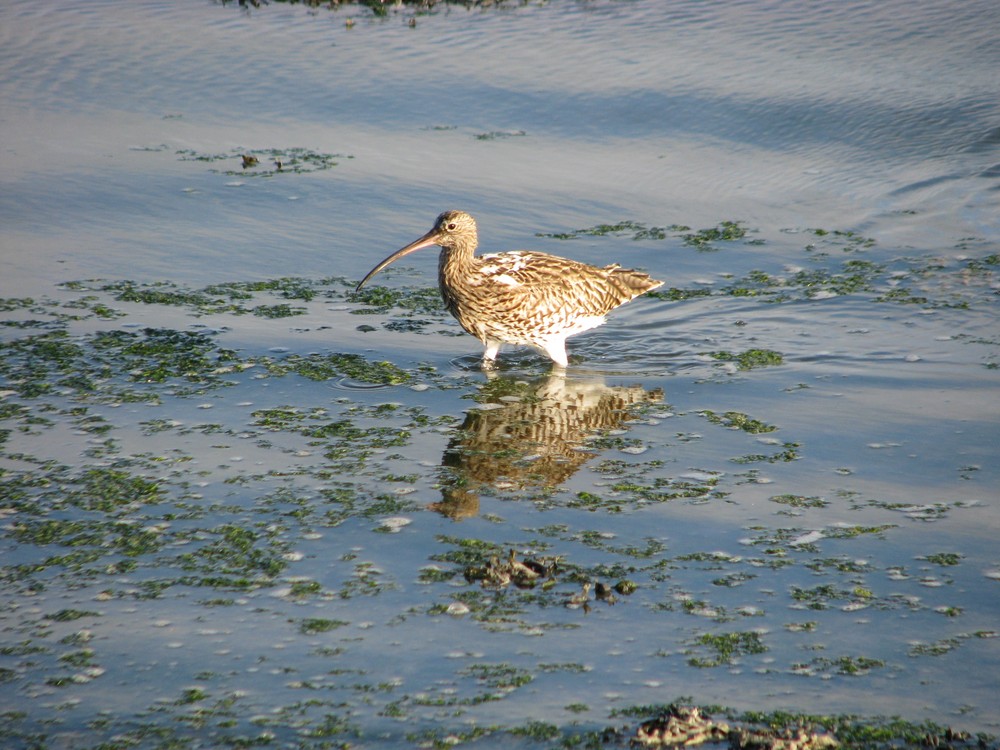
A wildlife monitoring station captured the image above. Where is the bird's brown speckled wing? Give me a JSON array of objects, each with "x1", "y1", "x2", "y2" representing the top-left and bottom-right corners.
[
  {"x1": 438, "y1": 251, "x2": 659, "y2": 350},
  {"x1": 471, "y1": 251, "x2": 658, "y2": 316}
]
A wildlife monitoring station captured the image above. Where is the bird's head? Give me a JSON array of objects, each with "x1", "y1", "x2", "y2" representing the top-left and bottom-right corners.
[{"x1": 356, "y1": 210, "x2": 478, "y2": 291}]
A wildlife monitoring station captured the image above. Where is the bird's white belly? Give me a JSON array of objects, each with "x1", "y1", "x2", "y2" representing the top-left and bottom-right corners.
[{"x1": 472, "y1": 313, "x2": 607, "y2": 347}]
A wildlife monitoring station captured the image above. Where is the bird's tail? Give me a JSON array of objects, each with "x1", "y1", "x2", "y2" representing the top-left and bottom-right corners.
[{"x1": 609, "y1": 267, "x2": 664, "y2": 298}]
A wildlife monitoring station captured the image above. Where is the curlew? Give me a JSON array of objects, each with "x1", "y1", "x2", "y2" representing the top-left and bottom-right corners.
[{"x1": 355, "y1": 210, "x2": 663, "y2": 368}]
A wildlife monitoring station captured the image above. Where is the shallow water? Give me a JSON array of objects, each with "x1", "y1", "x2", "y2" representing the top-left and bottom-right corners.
[{"x1": 2, "y1": 0, "x2": 999, "y2": 746}]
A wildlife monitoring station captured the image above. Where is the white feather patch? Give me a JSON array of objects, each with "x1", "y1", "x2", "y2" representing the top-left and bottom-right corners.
[{"x1": 491, "y1": 273, "x2": 522, "y2": 287}]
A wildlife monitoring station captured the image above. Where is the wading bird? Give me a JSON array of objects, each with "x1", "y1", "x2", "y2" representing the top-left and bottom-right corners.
[{"x1": 355, "y1": 210, "x2": 662, "y2": 368}]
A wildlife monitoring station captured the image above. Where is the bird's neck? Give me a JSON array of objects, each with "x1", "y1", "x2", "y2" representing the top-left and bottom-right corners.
[
  {"x1": 438, "y1": 240, "x2": 477, "y2": 276},
  {"x1": 437, "y1": 241, "x2": 478, "y2": 312}
]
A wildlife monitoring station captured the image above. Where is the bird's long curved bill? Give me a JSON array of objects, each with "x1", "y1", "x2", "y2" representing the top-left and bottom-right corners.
[{"x1": 355, "y1": 229, "x2": 441, "y2": 291}]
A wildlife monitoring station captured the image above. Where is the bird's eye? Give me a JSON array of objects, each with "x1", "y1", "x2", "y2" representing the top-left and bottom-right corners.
[{"x1": 447, "y1": 223, "x2": 457, "y2": 230}]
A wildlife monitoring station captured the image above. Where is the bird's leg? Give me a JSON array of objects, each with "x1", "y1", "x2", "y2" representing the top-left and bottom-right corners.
[
  {"x1": 481, "y1": 339, "x2": 502, "y2": 369},
  {"x1": 540, "y1": 339, "x2": 569, "y2": 369}
]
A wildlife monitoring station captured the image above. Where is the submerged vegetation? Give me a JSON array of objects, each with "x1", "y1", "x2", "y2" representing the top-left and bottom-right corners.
[
  {"x1": 1, "y1": 221, "x2": 997, "y2": 746},
  {"x1": 537, "y1": 218, "x2": 752, "y2": 250},
  {"x1": 224, "y1": 0, "x2": 589, "y2": 19},
  {"x1": 177, "y1": 146, "x2": 350, "y2": 176}
]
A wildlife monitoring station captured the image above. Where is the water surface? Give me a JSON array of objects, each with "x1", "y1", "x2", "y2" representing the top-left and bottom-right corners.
[{"x1": 1, "y1": 0, "x2": 999, "y2": 746}]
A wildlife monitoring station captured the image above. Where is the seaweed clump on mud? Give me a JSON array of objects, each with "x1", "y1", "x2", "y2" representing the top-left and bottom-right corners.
[
  {"x1": 225, "y1": 0, "x2": 532, "y2": 16},
  {"x1": 602, "y1": 703, "x2": 997, "y2": 750}
]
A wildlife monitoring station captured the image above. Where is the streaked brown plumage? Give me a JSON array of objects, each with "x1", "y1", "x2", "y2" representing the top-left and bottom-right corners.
[{"x1": 355, "y1": 210, "x2": 663, "y2": 367}]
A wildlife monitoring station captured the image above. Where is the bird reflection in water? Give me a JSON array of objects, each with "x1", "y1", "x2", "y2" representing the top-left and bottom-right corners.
[{"x1": 430, "y1": 372, "x2": 663, "y2": 519}]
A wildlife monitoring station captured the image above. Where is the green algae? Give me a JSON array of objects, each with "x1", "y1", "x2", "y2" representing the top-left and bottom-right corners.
[
  {"x1": 178, "y1": 524, "x2": 289, "y2": 580},
  {"x1": 790, "y1": 583, "x2": 870, "y2": 610},
  {"x1": 10, "y1": 517, "x2": 165, "y2": 557},
  {"x1": 537, "y1": 219, "x2": 672, "y2": 240},
  {"x1": 923, "y1": 552, "x2": 963, "y2": 566},
  {"x1": 651, "y1": 286, "x2": 715, "y2": 301},
  {"x1": 792, "y1": 655, "x2": 886, "y2": 676},
  {"x1": 44, "y1": 609, "x2": 100, "y2": 622},
  {"x1": 1, "y1": 267, "x2": 997, "y2": 746},
  {"x1": 259, "y1": 351, "x2": 410, "y2": 384},
  {"x1": 687, "y1": 631, "x2": 768, "y2": 667},
  {"x1": 86, "y1": 277, "x2": 348, "y2": 317},
  {"x1": 99, "y1": 280, "x2": 226, "y2": 310},
  {"x1": 727, "y1": 708, "x2": 991, "y2": 749},
  {"x1": 0, "y1": 326, "x2": 241, "y2": 402},
  {"x1": 65, "y1": 468, "x2": 162, "y2": 512},
  {"x1": 721, "y1": 260, "x2": 883, "y2": 300},
  {"x1": 636, "y1": 237, "x2": 999, "y2": 311},
  {"x1": 711, "y1": 571, "x2": 757, "y2": 588},
  {"x1": 586, "y1": 459, "x2": 728, "y2": 506},
  {"x1": 176, "y1": 146, "x2": 350, "y2": 176},
  {"x1": 350, "y1": 284, "x2": 442, "y2": 314},
  {"x1": 1, "y1": 296, "x2": 414, "y2": 399},
  {"x1": 769, "y1": 494, "x2": 829, "y2": 508},
  {"x1": 709, "y1": 348, "x2": 784, "y2": 370},
  {"x1": 427, "y1": 535, "x2": 652, "y2": 625},
  {"x1": 731, "y1": 441, "x2": 801, "y2": 464},
  {"x1": 461, "y1": 662, "x2": 533, "y2": 690},
  {"x1": 203, "y1": 277, "x2": 324, "y2": 301},
  {"x1": 680, "y1": 220, "x2": 751, "y2": 249},
  {"x1": 467, "y1": 375, "x2": 542, "y2": 404},
  {"x1": 699, "y1": 410, "x2": 777, "y2": 434},
  {"x1": 474, "y1": 129, "x2": 526, "y2": 140},
  {"x1": 537, "y1": 218, "x2": 750, "y2": 250},
  {"x1": 299, "y1": 618, "x2": 350, "y2": 634}
]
